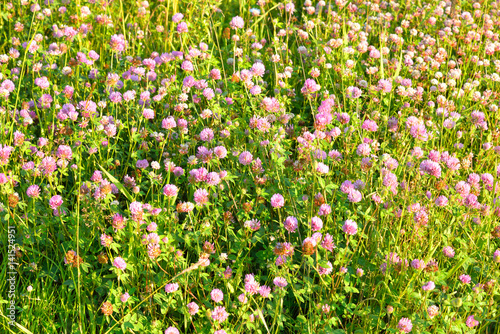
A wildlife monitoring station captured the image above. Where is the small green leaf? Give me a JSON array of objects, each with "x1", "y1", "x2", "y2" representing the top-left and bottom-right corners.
[
  {"x1": 296, "y1": 315, "x2": 307, "y2": 323},
  {"x1": 318, "y1": 177, "x2": 325, "y2": 189},
  {"x1": 98, "y1": 164, "x2": 133, "y2": 202}
]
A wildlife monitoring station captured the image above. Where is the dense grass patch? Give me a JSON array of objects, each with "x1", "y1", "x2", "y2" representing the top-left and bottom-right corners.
[{"x1": 0, "y1": 0, "x2": 500, "y2": 333}]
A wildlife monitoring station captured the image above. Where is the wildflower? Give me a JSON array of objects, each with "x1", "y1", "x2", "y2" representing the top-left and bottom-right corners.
[
  {"x1": 422, "y1": 281, "x2": 435, "y2": 291},
  {"x1": 427, "y1": 305, "x2": 439, "y2": 318},
  {"x1": 397, "y1": 317, "x2": 413, "y2": 333},
  {"x1": 362, "y1": 119, "x2": 378, "y2": 132},
  {"x1": 163, "y1": 184, "x2": 179, "y2": 197},
  {"x1": 316, "y1": 162, "x2": 329, "y2": 174},
  {"x1": 109, "y1": 34, "x2": 127, "y2": 52},
  {"x1": 203, "y1": 241, "x2": 215, "y2": 254},
  {"x1": 270, "y1": 193, "x2": 285, "y2": 208},
  {"x1": 120, "y1": 293, "x2": 130, "y2": 303},
  {"x1": 410, "y1": 124, "x2": 428, "y2": 141},
  {"x1": 0, "y1": 145, "x2": 14, "y2": 165},
  {"x1": 26, "y1": 185, "x2": 41, "y2": 198},
  {"x1": 49, "y1": 195, "x2": 63, "y2": 209},
  {"x1": 39, "y1": 157, "x2": 58, "y2": 176},
  {"x1": 177, "y1": 22, "x2": 188, "y2": 33},
  {"x1": 113, "y1": 257, "x2": 127, "y2": 270},
  {"x1": 302, "y1": 237, "x2": 317, "y2": 255},
  {"x1": 223, "y1": 266, "x2": 232, "y2": 279},
  {"x1": 165, "y1": 328, "x2": 179, "y2": 334},
  {"x1": 165, "y1": 283, "x2": 179, "y2": 293},
  {"x1": 35, "y1": 76, "x2": 50, "y2": 89},
  {"x1": 211, "y1": 306, "x2": 229, "y2": 322},
  {"x1": 251, "y1": 62, "x2": 265, "y2": 77},
  {"x1": 318, "y1": 203, "x2": 331, "y2": 215},
  {"x1": 273, "y1": 277, "x2": 288, "y2": 288},
  {"x1": 301, "y1": 79, "x2": 321, "y2": 96},
  {"x1": 347, "y1": 190, "x2": 363, "y2": 203},
  {"x1": 101, "y1": 301, "x2": 113, "y2": 316},
  {"x1": 378, "y1": 79, "x2": 392, "y2": 93},
  {"x1": 346, "y1": 86, "x2": 362, "y2": 99},
  {"x1": 203, "y1": 88, "x2": 215, "y2": 99},
  {"x1": 320, "y1": 233, "x2": 335, "y2": 252},
  {"x1": 230, "y1": 16, "x2": 244, "y2": 29},
  {"x1": 356, "y1": 143, "x2": 371, "y2": 157},
  {"x1": 425, "y1": 260, "x2": 439, "y2": 272},
  {"x1": 245, "y1": 278, "x2": 260, "y2": 295},
  {"x1": 136, "y1": 159, "x2": 149, "y2": 168},
  {"x1": 466, "y1": 315, "x2": 479, "y2": 328},
  {"x1": 211, "y1": 289, "x2": 224, "y2": 303},
  {"x1": 181, "y1": 60, "x2": 193, "y2": 71},
  {"x1": 239, "y1": 151, "x2": 253, "y2": 165},
  {"x1": 238, "y1": 293, "x2": 247, "y2": 304},
  {"x1": 187, "y1": 302, "x2": 199, "y2": 315},
  {"x1": 342, "y1": 220, "x2": 358, "y2": 235},
  {"x1": 162, "y1": 117, "x2": 176, "y2": 129},
  {"x1": 249, "y1": 85, "x2": 261, "y2": 95},
  {"x1": 443, "y1": 246, "x2": 455, "y2": 258},
  {"x1": 210, "y1": 69, "x2": 222, "y2": 80},
  {"x1": 172, "y1": 13, "x2": 183, "y2": 22},
  {"x1": 420, "y1": 160, "x2": 442, "y2": 178},
  {"x1": 283, "y1": 216, "x2": 298, "y2": 232},
  {"x1": 494, "y1": 249, "x2": 500, "y2": 263},
  {"x1": 143, "y1": 108, "x2": 155, "y2": 119},
  {"x1": 310, "y1": 216, "x2": 323, "y2": 231},
  {"x1": 258, "y1": 285, "x2": 271, "y2": 298},
  {"x1": 318, "y1": 261, "x2": 333, "y2": 275},
  {"x1": 244, "y1": 219, "x2": 261, "y2": 231},
  {"x1": 100, "y1": 234, "x2": 113, "y2": 247},
  {"x1": 435, "y1": 196, "x2": 448, "y2": 207},
  {"x1": 459, "y1": 274, "x2": 471, "y2": 284},
  {"x1": 193, "y1": 188, "x2": 209, "y2": 206}
]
